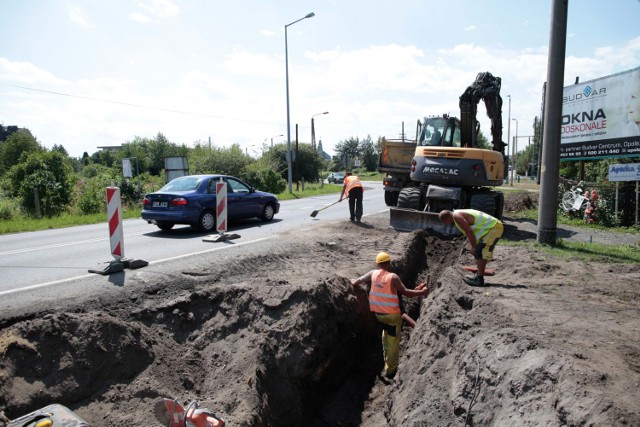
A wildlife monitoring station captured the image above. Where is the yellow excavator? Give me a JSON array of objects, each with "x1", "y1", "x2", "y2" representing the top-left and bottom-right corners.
[{"x1": 386, "y1": 72, "x2": 507, "y2": 234}]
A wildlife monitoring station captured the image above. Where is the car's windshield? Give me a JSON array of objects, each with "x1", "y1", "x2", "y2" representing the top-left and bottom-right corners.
[
  {"x1": 160, "y1": 176, "x2": 201, "y2": 192},
  {"x1": 335, "y1": 173, "x2": 344, "y2": 178}
]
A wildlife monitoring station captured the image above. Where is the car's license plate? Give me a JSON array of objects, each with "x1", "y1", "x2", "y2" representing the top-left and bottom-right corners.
[{"x1": 152, "y1": 201, "x2": 168, "y2": 208}]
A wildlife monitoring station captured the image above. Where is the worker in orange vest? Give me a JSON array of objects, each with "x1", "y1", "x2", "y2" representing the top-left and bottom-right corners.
[
  {"x1": 351, "y1": 252, "x2": 429, "y2": 378},
  {"x1": 338, "y1": 172, "x2": 364, "y2": 223}
]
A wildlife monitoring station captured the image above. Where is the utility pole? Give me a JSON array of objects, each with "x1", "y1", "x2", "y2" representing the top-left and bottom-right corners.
[{"x1": 537, "y1": 0, "x2": 568, "y2": 245}]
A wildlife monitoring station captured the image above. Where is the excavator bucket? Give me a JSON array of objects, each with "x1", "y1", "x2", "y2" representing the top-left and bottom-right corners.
[{"x1": 389, "y1": 207, "x2": 460, "y2": 235}]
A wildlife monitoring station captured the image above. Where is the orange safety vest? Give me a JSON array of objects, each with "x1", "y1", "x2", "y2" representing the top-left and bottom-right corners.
[
  {"x1": 369, "y1": 269, "x2": 400, "y2": 314},
  {"x1": 344, "y1": 175, "x2": 363, "y2": 197}
]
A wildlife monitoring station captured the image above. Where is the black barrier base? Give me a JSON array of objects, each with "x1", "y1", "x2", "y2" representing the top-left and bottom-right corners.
[
  {"x1": 202, "y1": 233, "x2": 241, "y2": 243},
  {"x1": 88, "y1": 257, "x2": 148, "y2": 275},
  {"x1": 122, "y1": 257, "x2": 149, "y2": 269},
  {"x1": 88, "y1": 260, "x2": 124, "y2": 275}
]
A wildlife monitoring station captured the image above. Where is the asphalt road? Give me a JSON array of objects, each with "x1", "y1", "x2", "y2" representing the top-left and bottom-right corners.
[{"x1": 0, "y1": 182, "x2": 388, "y2": 318}]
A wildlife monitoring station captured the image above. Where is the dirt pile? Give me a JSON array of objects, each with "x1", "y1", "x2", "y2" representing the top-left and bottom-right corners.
[{"x1": 1, "y1": 213, "x2": 639, "y2": 426}]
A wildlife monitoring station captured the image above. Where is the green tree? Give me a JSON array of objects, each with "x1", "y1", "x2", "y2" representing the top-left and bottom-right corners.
[
  {"x1": 0, "y1": 132, "x2": 42, "y2": 176},
  {"x1": 359, "y1": 135, "x2": 379, "y2": 172},
  {"x1": 189, "y1": 143, "x2": 252, "y2": 177},
  {"x1": 333, "y1": 137, "x2": 361, "y2": 170},
  {"x1": 120, "y1": 133, "x2": 189, "y2": 176},
  {"x1": 241, "y1": 160, "x2": 286, "y2": 194},
  {"x1": 6, "y1": 150, "x2": 74, "y2": 216}
]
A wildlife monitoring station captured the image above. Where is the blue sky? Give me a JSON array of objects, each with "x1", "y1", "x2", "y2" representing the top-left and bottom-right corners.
[{"x1": 1, "y1": 0, "x2": 639, "y2": 158}]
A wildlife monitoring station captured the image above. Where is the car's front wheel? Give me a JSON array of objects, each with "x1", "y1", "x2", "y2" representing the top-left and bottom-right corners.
[
  {"x1": 198, "y1": 210, "x2": 216, "y2": 232},
  {"x1": 157, "y1": 222, "x2": 174, "y2": 231},
  {"x1": 261, "y1": 204, "x2": 275, "y2": 222}
]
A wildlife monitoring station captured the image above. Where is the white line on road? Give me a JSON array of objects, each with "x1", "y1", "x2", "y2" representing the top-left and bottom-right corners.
[
  {"x1": 0, "y1": 231, "x2": 148, "y2": 256},
  {"x1": 0, "y1": 235, "x2": 277, "y2": 297}
]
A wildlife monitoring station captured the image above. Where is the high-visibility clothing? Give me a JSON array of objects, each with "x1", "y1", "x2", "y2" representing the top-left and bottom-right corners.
[
  {"x1": 453, "y1": 209, "x2": 499, "y2": 241},
  {"x1": 344, "y1": 175, "x2": 363, "y2": 197},
  {"x1": 369, "y1": 269, "x2": 400, "y2": 314},
  {"x1": 375, "y1": 312, "x2": 402, "y2": 374}
]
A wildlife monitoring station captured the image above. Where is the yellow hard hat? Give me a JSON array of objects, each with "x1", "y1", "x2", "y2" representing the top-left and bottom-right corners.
[{"x1": 376, "y1": 252, "x2": 391, "y2": 264}]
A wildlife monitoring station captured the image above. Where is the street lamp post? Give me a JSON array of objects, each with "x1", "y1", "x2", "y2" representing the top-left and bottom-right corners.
[
  {"x1": 507, "y1": 95, "x2": 512, "y2": 185},
  {"x1": 512, "y1": 118, "x2": 519, "y2": 183},
  {"x1": 311, "y1": 111, "x2": 328, "y2": 151},
  {"x1": 265, "y1": 134, "x2": 283, "y2": 148},
  {"x1": 285, "y1": 12, "x2": 315, "y2": 193}
]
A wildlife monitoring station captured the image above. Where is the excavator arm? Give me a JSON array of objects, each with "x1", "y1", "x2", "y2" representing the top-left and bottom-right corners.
[{"x1": 459, "y1": 72, "x2": 505, "y2": 154}]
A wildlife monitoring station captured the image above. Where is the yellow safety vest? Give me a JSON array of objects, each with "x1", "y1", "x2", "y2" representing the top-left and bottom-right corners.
[{"x1": 453, "y1": 209, "x2": 498, "y2": 240}]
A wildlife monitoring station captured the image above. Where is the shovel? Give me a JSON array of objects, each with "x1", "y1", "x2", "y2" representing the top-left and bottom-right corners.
[{"x1": 310, "y1": 200, "x2": 341, "y2": 218}]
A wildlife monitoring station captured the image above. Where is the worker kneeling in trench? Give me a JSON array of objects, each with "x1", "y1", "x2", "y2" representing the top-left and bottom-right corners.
[{"x1": 351, "y1": 252, "x2": 429, "y2": 378}]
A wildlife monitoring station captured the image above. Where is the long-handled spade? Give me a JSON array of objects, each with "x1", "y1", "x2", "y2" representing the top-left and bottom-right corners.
[{"x1": 310, "y1": 200, "x2": 341, "y2": 218}]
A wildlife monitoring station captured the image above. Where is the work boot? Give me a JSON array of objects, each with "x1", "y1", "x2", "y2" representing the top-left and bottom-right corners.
[
  {"x1": 463, "y1": 274, "x2": 484, "y2": 287},
  {"x1": 384, "y1": 369, "x2": 397, "y2": 379}
]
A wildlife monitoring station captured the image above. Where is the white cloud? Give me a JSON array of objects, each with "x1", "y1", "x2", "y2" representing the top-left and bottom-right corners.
[
  {"x1": 68, "y1": 5, "x2": 94, "y2": 29},
  {"x1": 464, "y1": 25, "x2": 477, "y2": 31},
  {"x1": 130, "y1": 0, "x2": 180, "y2": 23},
  {"x1": 129, "y1": 13, "x2": 151, "y2": 23},
  {"x1": 2, "y1": 30, "x2": 640, "y2": 157}
]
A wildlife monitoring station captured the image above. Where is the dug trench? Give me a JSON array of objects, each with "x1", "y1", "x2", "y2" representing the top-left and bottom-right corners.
[{"x1": 1, "y1": 212, "x2": 640, "y2": 426}]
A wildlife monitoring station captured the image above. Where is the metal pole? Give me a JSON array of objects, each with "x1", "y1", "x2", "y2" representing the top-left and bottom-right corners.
[
  {"x1": 512, "y1": 119, "x2": 518, "y2": 180},
  {"x1": 285, "y1": 12, "x2": 315, "y2": 193},
  {"x1": 507, "y1": 95, "x2": 512, "y2": 185},
  {"x1": 135, "y1": 157, "x2": 141, "y2": 198},
  {"x1": 537, "y1": 0, "x2": 568, "y2": 245},
  {"x1": 285, "y1": 25, "x2": 292, "y2": 193},
  {"x1": 636, "y1": 181, "x2": 638, "y2": 226}
]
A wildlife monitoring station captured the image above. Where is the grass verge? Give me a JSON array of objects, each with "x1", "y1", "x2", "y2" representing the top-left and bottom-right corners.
[
  {"x1": 502, "y1": 238, "x2": 640, "y2": 264},
  {"x1": 0, "y1": 208, "x2": 143, "y2": 234}
]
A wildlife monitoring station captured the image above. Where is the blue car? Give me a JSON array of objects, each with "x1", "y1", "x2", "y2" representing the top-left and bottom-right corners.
[{"x1": 142, "y1": 174, "x2": 280, "y2": 232}]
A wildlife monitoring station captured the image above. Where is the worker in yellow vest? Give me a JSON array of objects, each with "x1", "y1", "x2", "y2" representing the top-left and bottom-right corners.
[
  {"x1": 438, "y1": 209, "x2": 504, "y2": 286},
  {"x1": 351, "y1": 252, "x2": 429, "y2": 378},
  {"x1": 338, "y1": 172, "x2": 364, "y2": 223}
]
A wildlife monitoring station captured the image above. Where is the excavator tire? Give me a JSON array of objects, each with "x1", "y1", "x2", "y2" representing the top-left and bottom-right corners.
[
  {"x1": 384, "y1": 190, "x2": 399, "y2": 207},
  {"x1": 494, "y1": 191, "x2": 505, "y2": 220},
  {"x1": 470, "y1": 193, "x2": 497, "y2": 217},
  {"x1": 397, "y1": 187, "x2": 422, "y2": 210}
]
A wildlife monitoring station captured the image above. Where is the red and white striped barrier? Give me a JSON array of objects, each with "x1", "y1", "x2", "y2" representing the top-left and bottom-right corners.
[
  {"x1": 203, "y1": 177, "x2": 240, "y2": 243},
  {"x1": 88, "y1": 186, "x2": 148, "y2": 274},
  {"x1": 216, "y1": 178, "x2": 227, "y2": 233},
  {"x1": 106, "y1": 186, "x2": 124, "y2": 260}
]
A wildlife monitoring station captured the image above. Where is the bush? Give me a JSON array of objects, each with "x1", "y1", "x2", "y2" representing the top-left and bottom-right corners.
[
  {"x1": 241, "y1": 163, "x2": 287, "y2": 194},
  {"x1": 0, "y1": 197, "x2": 21, "y2": 220},
  {"x1": 6, "y1": 151, "x2": 74, "y2": 217},
  {"x1": 77, "y1": 177, "x2": 109, "y2": 214}
]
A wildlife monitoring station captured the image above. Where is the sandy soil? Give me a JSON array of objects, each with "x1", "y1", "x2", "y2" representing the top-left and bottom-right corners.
[{"x1": 1, "y1": 194, "x2": 639, "y2": 426}]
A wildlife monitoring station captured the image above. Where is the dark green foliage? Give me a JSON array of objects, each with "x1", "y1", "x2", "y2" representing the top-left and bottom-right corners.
[
  {"x1": 262, "y1": 142, "x2": 324, "y2": 182},
  {"x1": 190, "y1": 143, "x2": 252, "y2": 177},
  {"x1": 333, "y1": 135, "x2": 381, "y2": 172},
  {"x1": 7, "y1": 151, "x2": 74, "y2": 216},
  {"x1": 0, "y1": 132, "x2": 43, "y2": 175},
  {"x1": 241, "y1": 162, "x2": 287, "y2": 194}
]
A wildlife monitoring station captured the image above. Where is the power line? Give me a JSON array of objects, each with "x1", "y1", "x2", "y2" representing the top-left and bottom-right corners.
[{"x1": 1, "y1": 83, "x2": 278, "y2": 126}]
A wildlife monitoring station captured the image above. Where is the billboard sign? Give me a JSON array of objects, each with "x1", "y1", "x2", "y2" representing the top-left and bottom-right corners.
[
  {"x1": 608, "y1": 163, "x2": 640, "y2": 182},
  {"x1": 560, "y1": 66, "x2": 640, "y2": 161}
]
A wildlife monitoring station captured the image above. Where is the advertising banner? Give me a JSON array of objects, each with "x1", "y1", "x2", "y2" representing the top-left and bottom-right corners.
[
  {"x1": 608, "y1": 163, "x2": 640, "y2": 182},
  {"x1": 560, "y1": 66, "x2": 640, "y2": 161}
]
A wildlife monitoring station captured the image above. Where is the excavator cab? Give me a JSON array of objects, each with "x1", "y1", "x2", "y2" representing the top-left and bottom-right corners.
[{"x1": 417, "y1": 115, "x2": 461, "y2": 148}]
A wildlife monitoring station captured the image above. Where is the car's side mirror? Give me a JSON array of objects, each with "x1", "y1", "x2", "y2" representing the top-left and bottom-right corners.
[{"x1": 249, "y1": 187, "x2": 255, "y2": 193}]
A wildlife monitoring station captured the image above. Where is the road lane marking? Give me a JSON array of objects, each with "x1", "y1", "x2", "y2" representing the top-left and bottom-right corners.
[
  {"x1": 0, "y1": 235, "x2": 277, "y2": 297},
  {"x1": 0, "y1": 231, "x2": 148, "y2": 256}
]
